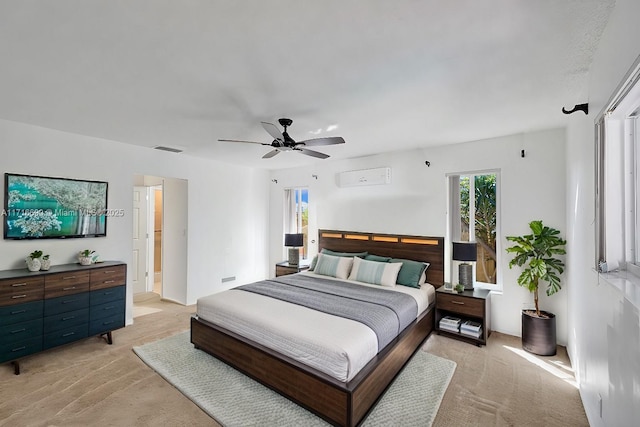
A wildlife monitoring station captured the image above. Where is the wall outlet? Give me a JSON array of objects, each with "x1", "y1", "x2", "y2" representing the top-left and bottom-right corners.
[{"x1": 221, "y1": 276, "x2": 236, "y2": 283}]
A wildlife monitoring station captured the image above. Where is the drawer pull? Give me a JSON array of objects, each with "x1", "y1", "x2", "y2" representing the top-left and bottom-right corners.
[
  {"x1": 62, "y1": 316, "x2": 76, "y2": 321},
  {"x1": 104, "y1": 270, "x2": 116, "y2": 274},
  {"x1": 103, "y1": 320, "x2": 115, "y2": 326},
  {"x1": 10, "y1": 328, "x2": 26, "y2": 334},
  {"x1": 12, "y1": 294, "x2": 27, "y2": 299},
  {"x1": 104, "y1": 280, "x2": 115, "y2": 284},
  {"x1": 62, "y1": 299, "x2": 77, "y2": 304},
  {"x1": 63, "y1": 276, "x2": 77, "y2": 280},
  {"x1": 62, "y1": 332, "x2": 75, "y2": 337},
  {"x1": 104, "y1": 305, "x2": 115, "y2": 310},
  {"x1": 11, "y1": 282, "x2": 28, "y2": 287},
  {"x1": 103, "y1": 291, "x2": 113, "y2": 295},
  {"x1": 63, "y1": 286, "x2": 77, "y2": 291},
  {"x1": 451, "y1": 301, "x2": 465, "y2": 305},
  {"x1": 10, "y1": 309, "x2": 27, "y2": 315},
  {"x1": 12, "y1": 346, "x2": 27, "y2": 352}
]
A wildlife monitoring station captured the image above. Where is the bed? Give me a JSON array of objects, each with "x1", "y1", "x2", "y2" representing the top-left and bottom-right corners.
[{"x1": 191, "y1": 229, "x2": 445, "y2": 426}]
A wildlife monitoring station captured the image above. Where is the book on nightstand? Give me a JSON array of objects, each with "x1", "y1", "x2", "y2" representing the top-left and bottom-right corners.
[{"x1": 439, "y1": 316, "x2": 461, "y2": 332}]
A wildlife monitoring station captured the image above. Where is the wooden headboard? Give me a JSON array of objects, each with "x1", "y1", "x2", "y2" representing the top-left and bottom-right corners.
[{"x1": 318, "y1": 229, "x2": 445, "y2": 288}]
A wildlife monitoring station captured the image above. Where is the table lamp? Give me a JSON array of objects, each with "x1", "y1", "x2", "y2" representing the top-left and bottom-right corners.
[
  {"x1": 452, "y1": 241, "x2": 477, "y2": 290},
  {"x1": 284, "y1": 233, "x2": 304, "y2": 266}
]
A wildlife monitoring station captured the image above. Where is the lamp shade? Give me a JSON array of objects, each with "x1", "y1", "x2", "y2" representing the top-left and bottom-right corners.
[
  {"x1": 284, "y1": 233, "x2": 304, "y2": 247},
  {"x1": 452, "y1": 241, "x2": 477, "y2": 262}
]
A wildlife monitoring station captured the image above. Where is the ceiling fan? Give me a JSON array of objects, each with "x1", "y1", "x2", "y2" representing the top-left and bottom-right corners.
[{"x1": 218, "y1": 118, "x2": 345, "y2": 159}]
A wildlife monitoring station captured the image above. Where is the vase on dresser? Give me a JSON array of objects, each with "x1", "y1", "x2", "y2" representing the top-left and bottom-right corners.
[
  {"x1": 40, "y1": 258, "x2": 51, "y2": 271},
  {"x1": 26, "y1": 258, "x2": 41, "y2": 272}
]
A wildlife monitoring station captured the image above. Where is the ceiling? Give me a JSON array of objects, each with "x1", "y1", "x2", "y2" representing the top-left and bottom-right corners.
[{"x1": 0, "y1": 1, "x2": 614, "y2": 170}]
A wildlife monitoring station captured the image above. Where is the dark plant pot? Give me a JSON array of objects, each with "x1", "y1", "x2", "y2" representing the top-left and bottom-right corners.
[{"x1": 521, "y1": 310, "x2": 556, "y2": 356}]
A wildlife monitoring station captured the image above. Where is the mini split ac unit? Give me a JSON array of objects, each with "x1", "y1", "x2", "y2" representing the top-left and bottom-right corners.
[{"x1": 336, "y1": 167, "x2": 392, "y2": 187}]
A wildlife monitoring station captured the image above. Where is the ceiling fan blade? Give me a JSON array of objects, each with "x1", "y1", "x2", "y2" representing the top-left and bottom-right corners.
[
  {"x1": 262, "y1": 149, "x2": 281, "y2": 159},
  {"x1": 261, "y1": 122, "x2": 284, "y2": 142},
  {"x1": 297, "y1": 148, "x2": 330, "y2": 159},
  {"x1": 298, "y1": 136, "x2": 346, "y2": 146},
  {"x1": 218, "y1": 139, "x2": 271, "y2": 146}
]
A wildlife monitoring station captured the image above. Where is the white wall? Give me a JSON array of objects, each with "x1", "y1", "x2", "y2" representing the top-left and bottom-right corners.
[
  {"x1": 270, "y1": 128, "x2": 567, "y2": 342},
  {"x1": 566, "y1": 0, "x2": 640, "y2": 425},
  {"x1": 0, "y1": 119, "x2": 270, "y2": 324}
]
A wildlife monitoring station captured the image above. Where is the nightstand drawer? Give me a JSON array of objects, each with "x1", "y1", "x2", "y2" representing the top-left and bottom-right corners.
[{"x1": 437, "y1": 293, "x2": 484, "y2": 317}]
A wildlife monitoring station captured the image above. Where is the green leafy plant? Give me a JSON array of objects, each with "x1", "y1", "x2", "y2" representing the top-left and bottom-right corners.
[
  {"x1": 506, "y1": 220, "x2": 566, "y2": 317},
  {"x1": 28, "y1": 250, "x2": 43, "y2": 259},
  {"x1": 42, "y1": 254, "x2": 50, "y2": 260},
  {"x1": 79, "y1": 249, "x2": 94, "y2": 257}
]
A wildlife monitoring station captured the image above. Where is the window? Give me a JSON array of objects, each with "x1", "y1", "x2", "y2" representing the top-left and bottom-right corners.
[
  {"x1": 449, "y1": 172, "x2": 500, "y2": 288},
  {"x1": 595, "y1": 55, "x2": 640, "y2": 275},
  {"x1": 284, "y1": 187, "x2": 308, "y2": 260}
]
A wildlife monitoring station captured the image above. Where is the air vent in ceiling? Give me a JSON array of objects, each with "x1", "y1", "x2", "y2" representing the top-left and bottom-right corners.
[{"x1": 153, "y1": 146, "x2": 183, "y2": 153}]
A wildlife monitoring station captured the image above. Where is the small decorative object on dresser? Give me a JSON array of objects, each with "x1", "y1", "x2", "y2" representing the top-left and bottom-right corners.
[
  {"x1": 25, "y1": 250, "x2": 43, "y2": 272},
  {"x1": 40, "y1": 254, "x2": 51, "y2": 271},
  {"x1": 78, "y1": 249, "x2": 95, "y2": 265}
]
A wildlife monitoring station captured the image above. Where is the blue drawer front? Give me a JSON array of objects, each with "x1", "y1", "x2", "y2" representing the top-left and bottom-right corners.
[
  {"x1": 89, "y1": 312, "x2": 124, "y2": 336},
  {"x1": 43, "y1": 324, "x2": 88, "y2": 350},
  {"x1": 0, "y1": 318, "x2": 43, "y2": 345},
  {"x1": 0, "y1": 336, "x2": 43, "y2": 364},
  {"x1": 90, "y1": 285, "x2": 125, "y2": 306},
  {"x1": 0, "y1": 300, "x2": 43, "y2": 326},
  {"x1": 44, "y1": 292, "x2": 90, "y2": 316},
  {"x1": 43, "y1": 308, "x2": 89, "y2": 334},
  {"x1": 90, "y1": 299, "x2": 125, "y2": 321}
]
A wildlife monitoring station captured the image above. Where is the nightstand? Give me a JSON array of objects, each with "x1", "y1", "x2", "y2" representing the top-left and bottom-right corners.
[
  {"x1": 275, "y1": 261, "x2": 309, "y2": 277},
  {"x1": 435, "y1": 286, "x2": 491, "y2": 346}
]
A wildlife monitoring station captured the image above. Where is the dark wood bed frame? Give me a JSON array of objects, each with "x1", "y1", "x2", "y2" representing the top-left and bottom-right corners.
[{"x1": 191, "y1": 229, "x2": 444, "y2": 426}]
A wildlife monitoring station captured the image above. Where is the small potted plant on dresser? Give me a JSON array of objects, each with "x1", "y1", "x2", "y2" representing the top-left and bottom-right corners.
[
  {"x1": 25, "y1": 250, "x2": 43, "y2": 272},
  {"x1": 506, "y1": 220, "x2": 566, "y2": 356},
  {"x1": 78, "y1": 249, "x2": 95, "y2": 265}
]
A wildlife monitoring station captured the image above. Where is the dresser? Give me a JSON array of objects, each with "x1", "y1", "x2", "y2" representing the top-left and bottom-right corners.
[
  {"x1": 275, "y1": 261, "x2": 309, "y2": 277},
  {"x1": 0, "y1": 261, "x2": 126, "y2": 374}
]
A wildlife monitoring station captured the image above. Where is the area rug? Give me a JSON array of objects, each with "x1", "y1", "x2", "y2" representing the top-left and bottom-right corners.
[{"x1": 133, "y1": 331, "x2": 456, "y2": 426}]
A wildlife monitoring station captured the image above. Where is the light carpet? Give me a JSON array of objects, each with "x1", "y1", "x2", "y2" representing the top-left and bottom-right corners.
[{"x1": 133, "y1": 331, "x2": 456, "y2": 427}]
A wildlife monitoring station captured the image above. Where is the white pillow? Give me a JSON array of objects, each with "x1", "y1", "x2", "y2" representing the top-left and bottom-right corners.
[
  {"x1": 313, "y1": 253, "x2": 353, "y2": 280},
  {"x1": 348, "y1": 257, "x2": 403, "y2": 287}
]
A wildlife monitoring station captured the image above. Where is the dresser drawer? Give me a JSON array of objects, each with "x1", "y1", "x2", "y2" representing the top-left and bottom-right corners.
[
  {"x1": 43, "y1": 324, "x2": 88, "y2": 350},
  {"x1": 44, "y1": 308, "x2": 89, "y2": 334},
  {"x1": 90, "y1": 265, "x2": 126, "y2": 291},
  {"x1": 437, "y1": 292, "x2": 485, "y2": 317},
  {"x1": 45, "y1": 272, "x2": 90, "y2": 299},
  {"x1": 89, "y1": 312, "x2": 124, "y2": 336},
  {"x1": 0, "y1": 318, "x2": 43, "y2": 345},
  {"x1": 0, "y1": 277, "x2": 44, "y2": 307},
  {"x1": 0, "y1": 336, "x2": 43, "y2": 364},
  {"x1": 44, "y1": 292, "x2": 90, "y2": 316},
  {"x1": 0, "y1": 300, "x2": 43, "y2": 326},
  {"x1": 90, "y1": 285, "x2": 125, "y2": 306},
  {"x1": 91, "y1": 299, "x2": 125, "y2": 321}
]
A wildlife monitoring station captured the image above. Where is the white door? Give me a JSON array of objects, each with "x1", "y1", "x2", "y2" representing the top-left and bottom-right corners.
[{"x1": 132, "y1": 186, "x2": 149, "y2": 294}]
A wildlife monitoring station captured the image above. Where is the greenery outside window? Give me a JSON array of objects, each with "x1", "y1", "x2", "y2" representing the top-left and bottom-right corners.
[
  {"x1": 448, "y1": 171, "x2": 501, "y2": 288},
  {"x1": 284, "y1": 187, "x2": 308, "y2": 260}
]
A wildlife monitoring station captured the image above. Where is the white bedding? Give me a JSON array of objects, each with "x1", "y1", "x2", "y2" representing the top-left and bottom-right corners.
[{"x1": 196, "y1": 271, "x2": 435, "y2": 382}]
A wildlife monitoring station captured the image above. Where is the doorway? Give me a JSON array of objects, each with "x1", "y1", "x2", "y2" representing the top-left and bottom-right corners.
[{"x1": 132, "y1": 175, "x2": 188, "y2": 307}]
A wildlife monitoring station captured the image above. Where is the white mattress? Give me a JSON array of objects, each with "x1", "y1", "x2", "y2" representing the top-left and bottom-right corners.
[{"x1": 196, "y1": 271, "x2": 435, "y2": 382}]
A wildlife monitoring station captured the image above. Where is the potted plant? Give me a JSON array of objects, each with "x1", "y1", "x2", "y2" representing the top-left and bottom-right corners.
[
  {"x1": 506, "y1": 220, "x2": 566, "y2": 356},
  {"x1": 40, "y1": 254, "x2": 51, "y2": 271},
  {"x1": 78, "y1": 249, "x2": 95, "y2": 266},
  {"x1": 26, "y1": 250, "x2": 43, "y2": 272}
]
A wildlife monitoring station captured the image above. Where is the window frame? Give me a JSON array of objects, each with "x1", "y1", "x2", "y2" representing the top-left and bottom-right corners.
[{"x1": 447, "y1": 169, "x2": 502, "y2": 291}]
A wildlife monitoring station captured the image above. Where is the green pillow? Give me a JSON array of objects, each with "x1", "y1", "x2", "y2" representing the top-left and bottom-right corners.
[
  {"x1": 364, "y1": 254, "x2": 392, "y2": 263},
  {"x1": 309, "y1": 255, "x2": 318, "y2": 271},
  {"x1": 390, "y1": 258, "x2": 428, "y2": 288},
  {"x1": 321, "y1": 248, "x2": 368, "y2": 259}
]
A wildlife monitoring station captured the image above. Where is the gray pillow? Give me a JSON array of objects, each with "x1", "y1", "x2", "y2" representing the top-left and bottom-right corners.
[
  {"x1": 364, "y1": 254, "x2": 392, "y2": 263},
  {"x1": 321, "y1": 248, "x2": 368, "y2": 259}
]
